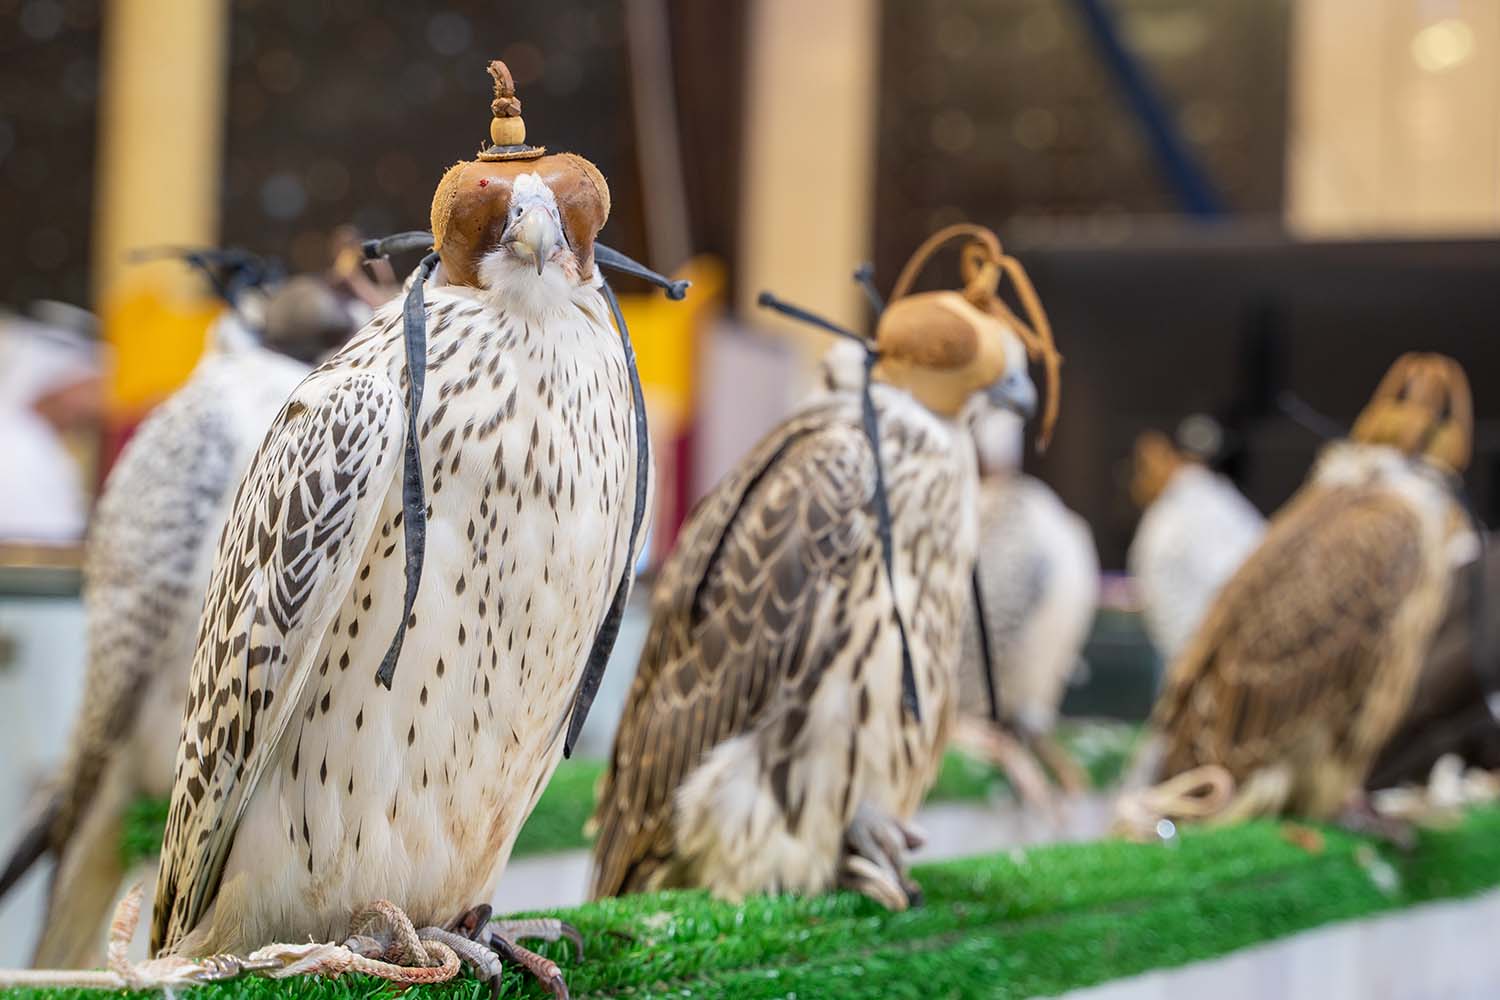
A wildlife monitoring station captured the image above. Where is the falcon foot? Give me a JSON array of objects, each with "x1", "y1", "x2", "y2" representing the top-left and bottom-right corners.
[
  {"x1": 951, "y1": 716, "x2": 1058, "y2": 820},
  {"x1": 1337, "y1": 798, "x2": 1417, "y2": 851},
  {"x1": 838, "y1": 802, "x2": 926, "y2": 911},
  {"x1": 1030, "y1": 730, "x2": 1090, "y2": 796},
  {"x1": 343, "y1": 899, "x2": 441, "y2": 967},
  {"x1": 445, "y1": 904, "x2": 583, "y2": 1000}
]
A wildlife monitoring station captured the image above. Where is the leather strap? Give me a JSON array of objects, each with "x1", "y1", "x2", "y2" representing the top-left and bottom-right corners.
[
  {"x1": 375, "y1": 249, "x2": 440, "y2": 689},
  {"x1": 756, "y1": 290, "x2": 923, "y2": 723}
]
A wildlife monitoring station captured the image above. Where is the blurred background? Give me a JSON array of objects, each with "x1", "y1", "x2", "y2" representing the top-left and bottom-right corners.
[
  {"x1": 4, "y1": 0, "x2": 1498, "y2": 562},
  {"x1": 1, "y1": 0, "x2": 1499, "y2": 971}
]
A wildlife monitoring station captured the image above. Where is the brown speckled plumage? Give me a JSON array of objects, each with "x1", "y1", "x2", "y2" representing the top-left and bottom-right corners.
[
  {"x1": 1150, "y1": 354, "x2": 1473, "y2": 818},
  {"x1": 590, "y1": 387, "x2": 974, "y2": 902}
]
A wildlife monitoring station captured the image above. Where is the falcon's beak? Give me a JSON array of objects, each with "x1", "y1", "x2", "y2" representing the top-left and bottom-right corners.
[
  {"x1": 986, "y1": 367, "x2": 1037, "y2": 420},
  {"x1": 502, "y1": 207, "x2": 560, "y2": 276}
]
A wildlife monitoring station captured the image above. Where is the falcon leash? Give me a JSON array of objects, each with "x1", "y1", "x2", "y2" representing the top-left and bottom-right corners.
[
  {"x1": 855, "y1": 261, "x2": 1006, "y2": 727},
  {"x1": 564, "y1": 245, "x2": 687, "y2": 756},
  {"x1": 756, "y1": 290, "x2": 924, "y2": 724},
  {"x1": 361, "y1": 232, "x2": 687, "y2": 729}
]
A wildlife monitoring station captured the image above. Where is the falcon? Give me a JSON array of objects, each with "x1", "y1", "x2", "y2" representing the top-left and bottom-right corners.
[
  {"x1": 1145, "y1": 353, "x2": 1474, "y2": 828},
  {"x1": 822, "y1": 339, "x2": 1095, "y2": 802},
  {"x1": 1127, "y1": 430, "x2": 1265, "y2": 663},
  {"x1": 0, "y1": 255, "x2": 359, "y2": 969},
  {"x1": 955, "y1": 399, "x2": 1098, "y2": 799},
  {"x1": 590, "y1": 225, "x2": 1057, "y2": 910},
  {"x1": 149, "y1": 63, "x2": 654, "y2": 998}
]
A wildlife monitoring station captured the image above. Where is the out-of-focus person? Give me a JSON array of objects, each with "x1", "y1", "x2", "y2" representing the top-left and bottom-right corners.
[{"x1": 0, "y1": 311, "x2": 101, "y2": 547}]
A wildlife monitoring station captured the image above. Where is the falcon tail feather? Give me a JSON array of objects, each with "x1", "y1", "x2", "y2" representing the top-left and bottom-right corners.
[{"x1": 0, "y1": 794, "x2": 59, "y2": 903}]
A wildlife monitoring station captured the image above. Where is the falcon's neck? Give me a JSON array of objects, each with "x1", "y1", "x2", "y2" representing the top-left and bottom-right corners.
[
  {"x1": 863, "y1": 382, "x2": 977, "y2": 541},
  {"x1": 1310, "y1": 441, "x2": 1461, "y2": 537},
  {"x1": 476, "y1": 250, "x2": 609, "y2": 323}
]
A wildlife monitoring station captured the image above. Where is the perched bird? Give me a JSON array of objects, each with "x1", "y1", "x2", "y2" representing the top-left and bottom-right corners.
[
  {"x1": 1367, "y1": 536, "x2": 1500, "y2": 789},
  {"x1": 590, "y1": 224, "x2": 1059, "y2": 909},
  {"x1": 956, "y1": 402, "x2": 1098, "y2": 795},
  {"x1": 1144, "y1": 353, "x2": 1474, "y2": 827},
  {"x1": 1127, "y1": 431, "x2": 1265, "y2": 663},
  {"x1": 148, "y1": 63, "x2": 656, "y2": 998},
  {"x1": 819, "y1": 342, "x2": 1097, "y2": 799},
  {"x1": 0, "y1": 255, "x2": 361, "y2": 969}
]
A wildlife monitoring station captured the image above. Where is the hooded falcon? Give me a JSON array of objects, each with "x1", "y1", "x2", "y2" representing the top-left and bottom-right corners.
[
  {"x1": 149, "y1": 63, "x2": 653, "y2": 995},
  {"x1": 1144, "y1": 353, "x2": 1474, "y2": 825},
  {"x1": 821, "y1": 340, "x2": 1094, "y2": 799},
  {"x1": 590, "y1": 225, "x2": 1057, "y2": 909},
  {"x1": 0, "y1": 256, "x2": 361, "y2": 970},
  {"x1": 1127, "y1": 431, "x2": 1266, "y2": 663},
  {"x1": 956, "y1": 401, "x2": 1097, "y2": 795}
]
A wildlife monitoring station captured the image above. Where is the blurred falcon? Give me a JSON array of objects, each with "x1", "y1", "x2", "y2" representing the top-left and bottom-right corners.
[
  {"x1": 1128, "y1": 431, "x2": 1265, "y2": 663},
  {"x1": 591, "y1": 226, "x2": 1057, "y2": 910},
  {"x1": 0, "y1": 259, "x2": 360, "y2": 969},
  {"x1": 956, "y1": 399, "x2": 1098, "y2": 797},
  {"x1": 150, "y1": 63, "x2": 651, "y2": 998},
  {"x1": 1147, "y1": 353, "x2": 1474, "y2": 825}
]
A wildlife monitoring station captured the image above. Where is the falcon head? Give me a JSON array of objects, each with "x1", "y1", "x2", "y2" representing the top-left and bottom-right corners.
[
  {"x1": 873, "y1": 290, "x2": 1038, "y2": 425},
  {"x1": 963, "y1": 370, "x2": 1028, "y2": 476},
  {"x1": 1129, "y1": 430, "x2": 1190, "y2": 509},
  {"x1": 430, "y1": 153, "x2": 611, "y2": 308},
  {"x1": 869, "y1": 225, "x2": 1061, "y2": 446},
  {"x1": 1352, "y1": 352, "x2": 1472, "y2": 474},
  {"x1": 261, "y1": 275, "x2": 360, "y2": 364}
]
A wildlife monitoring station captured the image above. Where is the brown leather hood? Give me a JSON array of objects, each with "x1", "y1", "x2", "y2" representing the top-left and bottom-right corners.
[
  {"x1": 428, "y1": 59, "x2": 611, "y2": 289},
  {"x1": 430, "y1": 153, "x2": 609, "y2": 288}
]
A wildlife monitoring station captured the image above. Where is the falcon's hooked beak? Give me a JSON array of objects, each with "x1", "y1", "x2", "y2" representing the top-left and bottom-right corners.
[
  {"x1": 986, "y1": 366, "x2": 1037, "y2": 420},
  {"x1": 502, "y1": 205, "x2": 561, "y2": 277}
]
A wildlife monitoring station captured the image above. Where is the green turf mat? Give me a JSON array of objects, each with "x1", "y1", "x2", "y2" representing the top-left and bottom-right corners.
[{"x1": 27, "y1": 805, "x2": 1500, "y2": 999}]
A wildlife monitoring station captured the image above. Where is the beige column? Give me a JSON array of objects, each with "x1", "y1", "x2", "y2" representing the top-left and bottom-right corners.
[
  {"x1": 1287, "y1": 0, "x2": 1500, "y2": 235},
  {"x1": 94, "y1": 0, "x2": 229, "y2": 419},
  {"x1": 737, "y1": 0, "x2": 879, "y2": 383}
]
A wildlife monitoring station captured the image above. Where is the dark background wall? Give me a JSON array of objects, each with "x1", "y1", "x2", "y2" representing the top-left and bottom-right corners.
[
  {"x1": 1016, "y1": 232, "x2": 1500, "y2": 567},
  {"x1": 0, "y1": 0, "x2": 101, "y2": 306},
  {"x1": 873, "y1": 0, "x2": 1291, "y2": 280}
]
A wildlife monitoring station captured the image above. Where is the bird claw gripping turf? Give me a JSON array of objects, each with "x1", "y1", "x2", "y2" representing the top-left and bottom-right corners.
[
  {"x1": 444, "y1": 903, "x2": 584, "y2": 999},
  {"x1": 839, "y1": 803, "x2": 927, "y2": 911}
]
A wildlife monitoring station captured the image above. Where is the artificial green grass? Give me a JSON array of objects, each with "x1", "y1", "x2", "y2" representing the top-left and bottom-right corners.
[
  {"x1": 27, "y1": 805, "x2": 1500, "y2": 1000},
  {"x1": 120, "y1": 799, "x2": 171, "y2": 870},
  {"x1": 120, "y1": 722, "x2": 1141, "y2": 868},
  {"x1": 509, "y1": 758, "x2": 604, "y2": 858}
]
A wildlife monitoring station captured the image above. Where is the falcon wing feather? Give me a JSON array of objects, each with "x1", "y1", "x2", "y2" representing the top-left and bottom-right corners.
[
  {"x1": 591, "y1": 403, "x2": 881, "y2": 897},
  {"x1": 152, "y1": 369, "x2": 404, "y2": 954},
  {"x1": 1155, "y1": 483, "x2": 1424, "y2": 779}
]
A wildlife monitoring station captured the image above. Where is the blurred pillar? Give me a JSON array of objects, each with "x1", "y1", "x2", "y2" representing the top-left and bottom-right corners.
[
  {"x1": 736, "y1": 0, "x2": 878, "y2": 387},
  {"x1": 1287, "y1": 0, "x2": 1500, "y2": 235},
  {"x1": 93, "y1": 0, "x2": 228, "y2": 447}
]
